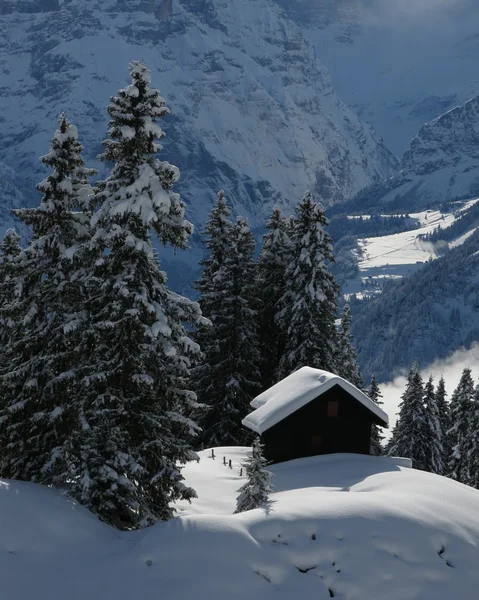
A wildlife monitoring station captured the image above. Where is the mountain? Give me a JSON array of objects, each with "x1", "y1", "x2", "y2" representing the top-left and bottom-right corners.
[
  {"x1": 280, "y1": 0, "x2": 479, "y2": 157},
  {"x1": 2, "y1": 451, "x2": 479, "y2": 599},
  {"x1": 328, "y1": 96, "x2": 479, "y2": 225},
  {"x1": 0, "y1": 0, "x2": 396, "y2": 274},
  {"x1": 350, "y1": 225, "x2": 479, "y2": 381}
]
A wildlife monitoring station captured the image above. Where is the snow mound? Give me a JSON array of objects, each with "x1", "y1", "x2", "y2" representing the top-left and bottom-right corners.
[{"x1": 1, "y1": 452, "x2": 479, "y2": 599}]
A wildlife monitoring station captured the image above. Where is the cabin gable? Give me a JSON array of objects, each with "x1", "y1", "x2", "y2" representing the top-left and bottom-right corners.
[{"x1": 261, "y1": 384, "x2": 374, "y2": 464}]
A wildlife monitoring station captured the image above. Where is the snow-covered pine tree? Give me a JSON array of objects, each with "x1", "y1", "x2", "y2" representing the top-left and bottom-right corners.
[
  {"x1": 256, "y1": 207, "x2": 293, "y2": 390},
  {"x1": 195, "y1": 214, "x2": 261, "y2": 448},
  {"x1": 387, "y1": 363, "x2": 429, "y2": 470},
  {"x1": 235, "y1": 438, "x2": 273, "y2": 513},
  {"x1": 277, "y1": 191, "x2": 339, "y2": 380},
  {"x1": 0, "y1": 114, "x2": 96, "y2": 485},
  {"x1": 336, "y1": 303, "x2": 362, "y2": 388},
  {"x1": 447, "y1": 368, "x2": 476, "y2": 484},
  {"x1": 435, "y1": 376, "x2": 451, "y2": 467},
  {"x1": 193, "y1": 190, "x2": 234, "y2": 429},
  {"x1": 0, "y1": 229, "x2": 22, "y2": 354},
  {"x1": 368, "y1": 375, "x2": 385, "y2": 456},
  {"x1": 467, "y1": 386, "x2": 479, "y2": 489},
  {"x1": 70, "y1": 62, "x2": 206, "y2": 529},
  {"x1": 423, "y1": 376, "x2": 444, "y2": 474}
]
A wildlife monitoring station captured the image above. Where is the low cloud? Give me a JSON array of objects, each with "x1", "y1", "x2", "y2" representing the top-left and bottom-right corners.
[{"x1": 380, "y1": 344, "x2": 479, "y2": 438}]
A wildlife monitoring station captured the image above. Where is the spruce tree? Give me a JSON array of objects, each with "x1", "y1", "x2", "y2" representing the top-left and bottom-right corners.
[
  {"x1": 336, "y1": 303, "x2": 362, "y2": 387},
  {"x1": 70, "y1": 62, "x2": 206, "y2": 529},
  {"x1": 195, "y1": 214, "x2": 261, "y2": 448},
  {"x1": 435, "y1": 376, "x2": 451, "y2": 467},
  {"x1": 235, "y1": 438, "x2": 273, "y2": 513},
  {"x1": 423, "y1": 376, "x2": 444, "y2": 474},
  {"x1": 256, "y1": 207, "x2": 293, "y2": 390},
  {"x1": 193, "y1": 190, "x2": 234, "y2": 425},
  {"x1": 467, "y1": 387, "x2": 479, "y2": 489},
  {"x1": 0, "y1": 229, "x2": 22, "y2": 353},
  {"x1": 448, "y1": 368, "x2": 475, "y2": 484},
  {"x1": 387, "y1": 363, "x2": 429, "y2": 470},
  {"x1": 0, "y1": 114, "x2": 96, "y2": 485},
  {"x1": 368, "y1": 375, "x2": 384, "y2": 456},
  {"x1": 277, "y1": 191, "x2": 339, "y2": 380}
]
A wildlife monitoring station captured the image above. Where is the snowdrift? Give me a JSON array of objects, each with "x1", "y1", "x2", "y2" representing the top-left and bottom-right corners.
[{"x1": 1, "y1": 451, "x2": 478, "y2": 599}]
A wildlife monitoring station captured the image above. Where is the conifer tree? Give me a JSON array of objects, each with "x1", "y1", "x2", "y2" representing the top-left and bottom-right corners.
[
  {"x1": 69, "y1": 62, "x2": 206, "y2": 529},
  {"x1": 435, "y1": 376, "x2": 451, "y2": 467},
  {"x1": 235, "y1": 438, "x2": 273, "y2": 513},
  {"x1": 193, "y1": 190, "x2": 234, "y2": 422},
  {"x1": 277, "y1": 191, "x2": 339, "y2": 380},
  {"x1": 448, "y1": 368, "x2": 476, "y2": 484},
  {"x1": 195, "y1": 214, "x2": 261, "y2": 448},
  {"x1": 387, "y1": 363, "x2": 429, "y2": 470},
  {"x1": 423, "y1": 376, "x2": 444, "y2": 474},
  {"x1": 336, "y1": 303, "x2": 362, "y2": 387},
  {"x1": 467, "y1": 387, "x2": 479, "y2": 489},
  {"x1": 0, "y1": 229, "x2": 22, "y2": 353},
  {"x1": 0, "y1": 114, "x2": 96, "y2": 485},
  {"x1": 368, "y1": 375, "x2": 384, "y2": 456},
  {"x1": 256, "y1": 207, "x2": 293, "y2": 390}
]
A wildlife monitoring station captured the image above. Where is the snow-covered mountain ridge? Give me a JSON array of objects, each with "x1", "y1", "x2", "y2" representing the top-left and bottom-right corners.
[
  {"x1": 0, "y1": 0, "x2": 396, "y2": 259},
  {"x1": 333, "y1": 96, "x2": 479, "y2": 214},
  {"x1": 2, "y1": 450, "x2": 479, "y2": 599}
]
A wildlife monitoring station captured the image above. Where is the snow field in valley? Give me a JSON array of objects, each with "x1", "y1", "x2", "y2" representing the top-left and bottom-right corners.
[
  {"x1": 2, "y1": 451, "x2": 479, "y2": 599},
  {"x1": 343, "y1": 198, "x2": 479, "y2": 298}
]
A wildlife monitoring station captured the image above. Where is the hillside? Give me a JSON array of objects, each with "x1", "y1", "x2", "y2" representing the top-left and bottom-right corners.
[
  {"x1": 2, "y1": 451, "x2": 479, "y2": 599},
  {"x1": 340, "y1": 198, "x2": 479, "y2": 298},
  {"x1": 350, "y1": 223, "x2": 479, "y2": 381}
]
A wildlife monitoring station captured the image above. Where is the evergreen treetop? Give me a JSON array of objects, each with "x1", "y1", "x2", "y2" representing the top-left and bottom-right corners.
[
  {"x1": 423, "y1": 376, "x2": 444, "y2": 475},
  {"x1": 387, "y1": 363, "x2": 429, "y2": 470},
  {"x1": 369, "y1": 375, "x2": 384, "y2": 455},
  {"x1": 336, "y1": 303, "x2": 362, "y2": 388},
  {"x1": 256, "y1": 206, "x2": 293, "y2": 390},
  {"x1": 235, "y1": 438, "x2": 273, "y2": 514},
  {"x1": 69, "y1": 61, "x2": 206, "y2": 529},
  {"x1": 277, "y1": 191, "x2": 339, "y2": 380},
  {"x1": 0, "y1": 113, "x2": 96, "y2": 487},
  {"x1": 195, "y1": 213, "x2": 261, "y2": 449},
  {"x1": 448, "y1": 367, "x2": 476, "y2": 484}
]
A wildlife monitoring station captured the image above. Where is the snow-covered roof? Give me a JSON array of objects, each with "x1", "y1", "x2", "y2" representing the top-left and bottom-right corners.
[{"x1": 243, "y1": 367, "x2": 389, "y2": 435}]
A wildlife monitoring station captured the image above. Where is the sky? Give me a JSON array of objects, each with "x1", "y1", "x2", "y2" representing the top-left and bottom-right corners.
[{"x1": 380, "y1": 344, "x2": 479, "y2": 438}]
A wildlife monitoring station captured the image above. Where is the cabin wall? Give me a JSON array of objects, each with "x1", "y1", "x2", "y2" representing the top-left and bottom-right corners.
[{"x1": 262, "y1": 386, "x2": 374, "y2": 464}]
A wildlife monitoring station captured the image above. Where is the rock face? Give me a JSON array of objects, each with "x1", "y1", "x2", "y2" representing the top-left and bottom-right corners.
[
  {"x1": 0, "y1": 0, "x2": 395, "y2": 265},
  {"x1": 345, "y1": 97, "x2": 479, "y2": 213}
]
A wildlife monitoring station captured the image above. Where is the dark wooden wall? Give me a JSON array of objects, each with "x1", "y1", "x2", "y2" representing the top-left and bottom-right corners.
[{"x1": 261, "y1": 385, "x2": 375, "y2": 464}]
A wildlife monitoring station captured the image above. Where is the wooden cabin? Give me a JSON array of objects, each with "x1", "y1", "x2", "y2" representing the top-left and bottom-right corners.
[{"x1": 242, "y1": 367, "x2": 389, "y2": 464}]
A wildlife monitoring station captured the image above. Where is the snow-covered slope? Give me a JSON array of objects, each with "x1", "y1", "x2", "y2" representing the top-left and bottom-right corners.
[
  {"x1": 3, "y1": 451, "x2": 479, "y2": 599},
  {"x1": 343, "y1": 199, "x2": 479, "y2": 298},
  {"x1": 283, "y1": 0, "x2": 479, "y2": 157},
  {"x1": 350, "y1": 223, "x2": 479, "y2": 380},
  {"x1": 0, "y1": 0, "x2": 396, "y2": 262}
]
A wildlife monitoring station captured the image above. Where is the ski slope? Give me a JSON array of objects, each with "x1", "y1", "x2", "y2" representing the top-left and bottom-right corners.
[
  {"x1": 2, "y1": 451, "x2": 479, "y2": 599},
  {"x1": 343, "y1": 198, "x2": 479, "y2": 298}
]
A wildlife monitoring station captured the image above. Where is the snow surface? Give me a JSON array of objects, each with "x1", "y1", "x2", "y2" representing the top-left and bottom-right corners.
[
  {"x1": 3, "y1": 451, "x2": 478, "y2": 599},
  {"x1": 343, "y1": 198, "x2": 479, "y2": 298},
  {"x1": 244, "y1": 367, "x2": 388, "y2": 434}
]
